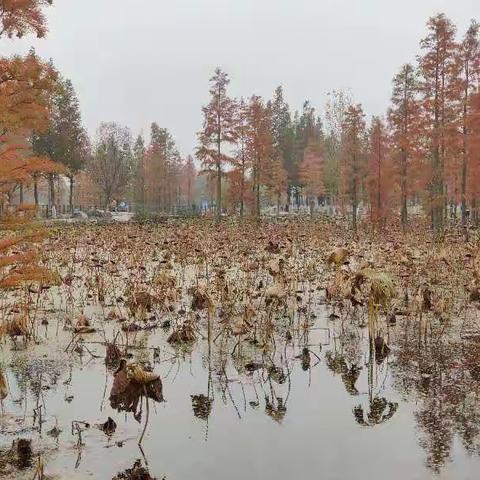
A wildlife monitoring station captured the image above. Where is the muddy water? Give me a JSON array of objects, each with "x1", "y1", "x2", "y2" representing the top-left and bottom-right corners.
[{"x1": 2, "y1": 304, "x2": 480, "y2": 480}]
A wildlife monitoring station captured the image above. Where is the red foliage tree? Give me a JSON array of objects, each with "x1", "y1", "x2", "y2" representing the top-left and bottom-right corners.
[
  {"x1": 458, "y1": 21, "x2": 480, "y2": 226},
  {"x1": 226, "y1": 168, "x2": 253, "y2": 214},
  {"x1": 388, "y1": 64, "x2": 421, "y2": 229},
  {"x1": 180, "y1": 155, "x2": 197, "y2": 208},
  {"x1": 264, "y1": 152, "x2": 288, "y2": 214},
  {"x1": 231, "y1": 97, "x2": 249, "y2": 216},
  {"x1": 367, "y1": 117, "x2": 394, "y2": 226},
  {"x1": 0, "y1": 0, "x2": 52, "y2": 39},
  {"x1": 299, "y1": 143, "x2": 324, "y2": 216},
  {"x1": 0, "y1": 0, "x2": 61, "y2": 296},
  {"x1": 197, "y1": 68, "x2": 237, "y2": 219},
  {"x1": 418, "y1": 13, "x2": 462, "y2": 233},
  {"x1": 143, "y1": 123, "x2": 182, "y2": 213},
  {"x1": 468, "y1": 91, "x2": 480, "y2": 223},
  {"x1": 0, "y1": 50, "x2": 59, "y2": 204},
  {"x1": 245, "y1": 95, "x2": 274, "y2": 219}
]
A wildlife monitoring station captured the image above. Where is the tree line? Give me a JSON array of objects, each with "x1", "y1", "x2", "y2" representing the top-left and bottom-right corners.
[
  {"x1": 198, "y1": 14, "x2": 480, "y2": 235},
  {"x1": 3, "y1": 5, "x2": 480, "y2": 234},
  {"x1": 31, "y1": 80, "x2": 197, "y2": 213},
  {"x1": 0, "y1": 1, "x2": 195, "y2": 215}
]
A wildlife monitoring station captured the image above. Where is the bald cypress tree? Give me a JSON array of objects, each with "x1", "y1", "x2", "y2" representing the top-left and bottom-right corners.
[
  {"x1": 197, "y1": 68, "x2": 237, "y2": 219},
  {"x1": 418, "y1": 14, "x2": 461, "y2": 233},
  {"x1": 33, "y1": 76, "x2": 89, "y2": 211},
  {"x1": 388, "y1": 64, "x2": 420, "y2": 230},
  {"x1": 459, "y1": 21, "x2": 480, "y2": 228},
  {"x1": 342, "y1": 104, "x2": 366, "y2": 233},
  {"x1": 270, "y1": 86, "x2": 294, "y2": 204},
  {"x1": 133, "y1": 134, "x2": 146, "y2": 210}
]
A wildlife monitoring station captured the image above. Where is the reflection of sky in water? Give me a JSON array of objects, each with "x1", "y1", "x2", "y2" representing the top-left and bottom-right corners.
[{"x1": 2, "y1": 308, "x2": 480, "y2": 480}]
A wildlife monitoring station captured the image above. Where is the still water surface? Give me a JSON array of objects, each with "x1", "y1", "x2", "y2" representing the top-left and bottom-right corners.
[{"x1": 2, "y1": 305, "x2": 480, "y2": 480}]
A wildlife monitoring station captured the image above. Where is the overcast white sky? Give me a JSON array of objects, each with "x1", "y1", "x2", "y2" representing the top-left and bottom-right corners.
[{"x1": 2, "y1": 0, "x2": 478, "y2": 156}]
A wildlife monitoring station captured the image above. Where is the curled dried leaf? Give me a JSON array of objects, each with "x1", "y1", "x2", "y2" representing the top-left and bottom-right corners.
[{"x1": 127, "y1": 364, "x2": 160, "y2": 386}]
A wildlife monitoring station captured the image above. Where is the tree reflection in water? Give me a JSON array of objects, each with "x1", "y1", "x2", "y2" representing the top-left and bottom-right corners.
[
  {"x1": 353, "y1": 397, "x2": 398, "y2": 426},
  {"x1": 326, "y1": 320, "x2": 363, "y2": 397},
  {"x1": 7, "y1": 299, "x2": 480, "y2": 476},
  {"x1": 393, "y1": 319, "x2": 480, "y2": 472}
]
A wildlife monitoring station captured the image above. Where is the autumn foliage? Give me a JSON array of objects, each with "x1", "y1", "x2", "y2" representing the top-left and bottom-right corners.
[
  {"x1": 0, "y1": 50, "x2": 59, "y2": 196},
  {"x1": 3, "y1": 3, "x2": 480, "y2": 237},
  {"x1": 367, "y1": 117, "x2": 393, "y2": 225},
  {"x1": 0, "y1": 0, "x2": 60, "y2": 295},
  {"x1": 0, "y1": 0, "x2": 52, "y2": 39},
  {"x1": 192, "y1": 15, "x2": 480, "y2": 234},
  {"x1": 197, "y1": 68, "x2": 237, "y2": 219},
  {"x1": 299, "y1": 144, "x2": 324, "y2": 215}
]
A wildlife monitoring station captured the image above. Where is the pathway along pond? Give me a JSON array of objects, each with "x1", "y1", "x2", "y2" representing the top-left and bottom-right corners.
[{"x1": 1, "y1": 221, "x2": 480, "y2": 479}]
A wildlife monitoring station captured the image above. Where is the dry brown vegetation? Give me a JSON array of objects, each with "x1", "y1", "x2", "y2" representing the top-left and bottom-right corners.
[{"x1": 1, "y1": 218, "x2": 480, "y2": 477}]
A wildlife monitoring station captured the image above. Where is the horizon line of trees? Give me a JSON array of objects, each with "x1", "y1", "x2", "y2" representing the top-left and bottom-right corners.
[
  {"x1": 197, "y1": 13, "x2": 480, "y2": 235},
  {"x1": 4, "y1": 5, "x2": 480, "y2": 235},
  {"x1": 29, "y1": 76, "x2": 198, "y2": 213}
]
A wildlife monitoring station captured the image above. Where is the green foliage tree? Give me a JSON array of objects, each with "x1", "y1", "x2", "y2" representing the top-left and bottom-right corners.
[
  {"x1": 324, "y1": 90, "x2": 352, "y2": 207},
  {"x1": 33, "y1": 76, "x2": 89, "y2": 210},
  {"x1": 133, "y1": 134, "x2": 146, "y2": 210},
  {"x1": 342, "y1": 104, "x2": 366, "y2": 233},
  {"x1": 388, "y1": 64, "x2": 420, "y2": 229},
  {"x1": 292, "y1": 101, "x2": 323, "y2": 206},
  {"x1": 146, "y1": 122, "x2": 182, "y2": 212},
  {"x1": 269, "y1": 86, "x2": 294, "y2": 204}
]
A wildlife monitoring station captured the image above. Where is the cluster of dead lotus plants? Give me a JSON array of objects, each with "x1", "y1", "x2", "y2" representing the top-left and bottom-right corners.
[{"x1": 1, "y1": 218, "x2": 480, "y2": 475}]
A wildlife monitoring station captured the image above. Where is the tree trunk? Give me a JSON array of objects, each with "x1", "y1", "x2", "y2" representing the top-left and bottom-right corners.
[
  {"x1": 33, "y1": 176, "x2": 39, "y2": 206},
  {"x1": 256, "y1": 183, "x2": 260, "y2": 220},
  {"x1": 104, "y1": 188, "x2": 111, "y2": 211},
  {"x1": 352, "y1": 151, "x2": 358, "y2": 234},
  {"x1": 215, "y1": 110, "x2": 222, "y2": 221},
  {"x1": 461, "y1": 153, "x2": 467, "y2": 225},
  {"x1": 253, "y1": 162, "x2": 260, "y2": 221},
  {"x1": 352, "y1": 183, "x2": 357, "y2": 233},
  {"x1": 400, "y1": 149, "x2": 408, "y2": 230},
  {"x1": 69, "y1": 175, "x2": 74, "y2": 213},
  {"x1": 49, "y1": 174, "x2": 56, "y2": 208},
  {"x1": 240, "y1": 163, "x2": 245, "y2": 217},
  {"x1": 377, "y1": 148, "x2": 381, "y2": 224},
  {"x1": 461, "y1": 62, "x2": 470, "y2": 230},
  {"x1": 461, "y1": 117, "x2": 468, "y2": 230},
  {"x1": 472, "y1": 197, "x2": 478, "y2": 226},
  {"x1": 432, "y1": 144, "x2": 443, "y2": 234},
  {"x1": 216, "y1": 161, "x2": 221, "y2": 220}
]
